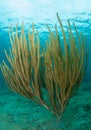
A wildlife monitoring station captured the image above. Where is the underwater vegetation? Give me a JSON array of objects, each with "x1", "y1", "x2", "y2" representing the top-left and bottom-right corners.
[{"x1": 0, "y1": 13, "x2": 88, "y2": 119}]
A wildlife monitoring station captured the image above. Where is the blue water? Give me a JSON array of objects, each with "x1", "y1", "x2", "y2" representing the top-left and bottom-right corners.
[
  {"x1": 0, "y1": 0, "x2": 91, "y2": 80},
  {"x1": 0, "y1": 0, "x2": 91, "y2": 129}
]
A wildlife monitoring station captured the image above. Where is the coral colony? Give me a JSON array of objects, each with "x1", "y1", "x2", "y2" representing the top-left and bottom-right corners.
[{"x1": 0, "y1": 13, "x2": 87, "y2": 119}]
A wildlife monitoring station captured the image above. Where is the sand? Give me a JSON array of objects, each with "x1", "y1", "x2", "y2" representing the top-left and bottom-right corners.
[{"x1": 0, "y1": 81, "x2": 91, "y2": 130}]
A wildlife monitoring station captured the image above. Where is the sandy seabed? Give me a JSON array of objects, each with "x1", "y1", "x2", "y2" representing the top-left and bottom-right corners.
[{"x1": 0, "y1": 81, "x2": 91, "y2": 130}]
